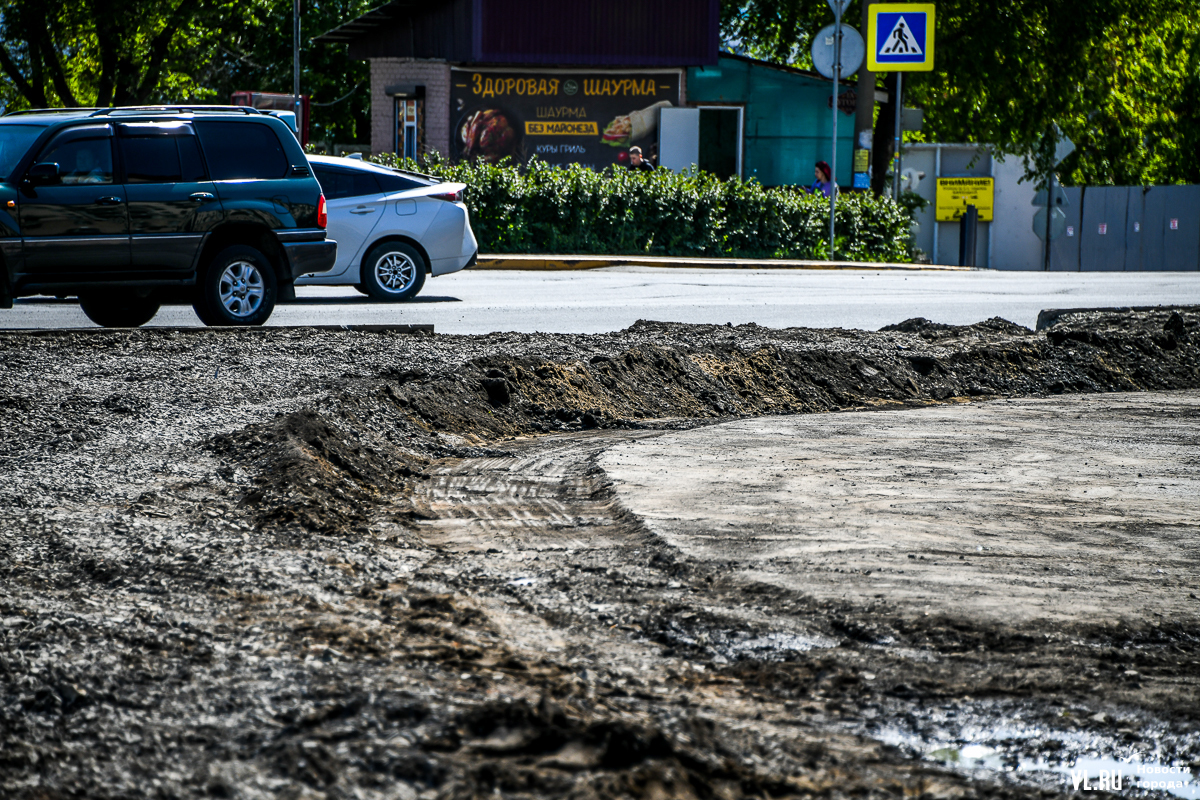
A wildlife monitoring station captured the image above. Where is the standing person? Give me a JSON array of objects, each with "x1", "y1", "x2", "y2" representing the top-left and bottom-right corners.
[
  {"x1": 809, "y1": 161, "x2": 836, "y2": 197},
  {"x1": 628, "y1": 146, "x2": 655, "y2": 172}
]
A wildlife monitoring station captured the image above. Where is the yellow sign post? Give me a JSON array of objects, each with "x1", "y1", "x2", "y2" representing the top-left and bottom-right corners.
[{"x1": 936, "y1": 177, "x2": 994, "y2": 221}]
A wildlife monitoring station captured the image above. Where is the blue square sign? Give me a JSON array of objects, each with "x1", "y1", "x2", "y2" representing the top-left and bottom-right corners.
[
  {"x1": 868, "y1": 4, "x2": 935, "y2": 71},
  {"x1": 876, "y1": 12, "x2": 926, "y2": 62}
]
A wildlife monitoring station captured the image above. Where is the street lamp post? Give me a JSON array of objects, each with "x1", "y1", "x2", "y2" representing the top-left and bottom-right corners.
[
  {"x1": 293, "y1": 0, "x2": 301, "y2": 126},
  {"x1": 829, "y1": 1, "x2": 842, "y2": 261}
]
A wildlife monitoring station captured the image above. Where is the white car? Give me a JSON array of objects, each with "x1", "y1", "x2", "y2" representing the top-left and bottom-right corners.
[{"x1": 297, "y1": 155, "x2": 477, "y2": 300}]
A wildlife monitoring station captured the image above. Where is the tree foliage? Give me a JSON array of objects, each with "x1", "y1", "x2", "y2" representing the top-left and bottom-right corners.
[
  {"x1": 215, "y1": 0, "x2": 371, "y2": 145},
  {"x1": 0, "y1": 0, "x2": 369, "y2": 143},
  {"x1": 722, "y1": 0, "x2": 827, "y2": 67},
  {"x1": 721, "y1": 0, "x2": 1200, "y2": 185}
]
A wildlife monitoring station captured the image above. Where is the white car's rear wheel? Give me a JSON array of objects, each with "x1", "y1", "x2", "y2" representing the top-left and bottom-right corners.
[{"x1": 360, "y1": 242, "x2": 426, "y2": 301}]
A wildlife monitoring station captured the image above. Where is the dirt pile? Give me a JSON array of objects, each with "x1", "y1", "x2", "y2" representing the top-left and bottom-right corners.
[
  {"x1": 209, "y1": 409, "x2": 427, "y2": 537},
  {"x1": 388, "y1": 310, "x2": 1199, "y2": 444},
  {"x1": 1, "y1": 308, "x2": 1198, "y2": 800},
  {"x1": 196, "y1": 307, "x2": 1200, "y2": 538}
]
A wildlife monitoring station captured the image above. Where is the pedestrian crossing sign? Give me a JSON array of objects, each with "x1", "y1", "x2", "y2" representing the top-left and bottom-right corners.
[{"x1": 867, "y1": 4, "x2": 935, "y2": 71}]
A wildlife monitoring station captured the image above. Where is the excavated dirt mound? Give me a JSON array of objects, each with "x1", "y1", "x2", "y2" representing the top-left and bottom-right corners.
[
  {"x1": 1, "y1": 308, "x2": 1198, "y2": 800},
  {"x1": 393, "y1": 312, "x2": 1197, "y2": 443}
]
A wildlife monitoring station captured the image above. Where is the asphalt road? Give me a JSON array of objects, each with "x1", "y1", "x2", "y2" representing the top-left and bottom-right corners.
[{"x1": 5, "y1": 267, "x2": 1200, "y2": 333}]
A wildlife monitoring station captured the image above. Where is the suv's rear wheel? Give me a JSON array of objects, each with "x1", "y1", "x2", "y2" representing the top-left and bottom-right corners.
[
  {"x1": 79, "y1": 292, "x2": 161, "y2": 328},
  {"x1": 193, "y1": 245, "x2": 277, "y2": 326},
  {"x1": 359, "y1": 242, "x2": 426, "y2": 301}
]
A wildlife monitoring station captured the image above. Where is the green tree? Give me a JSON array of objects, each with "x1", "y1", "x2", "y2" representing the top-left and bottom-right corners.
[
  {"x1": 722, "y1": 0, "x2": 827, "y2": 66},
  {"x1": 0, "y1": 0, "x2": 369, "y2": 144},
  {"x1": 217, "y1": 0, "x2": 372, "y2": 146},
  {"x1": 1053, "y1": 13, "x2": 1200, "y2": 185},
  {"x1": 0, "y1": 0, "x2": 259, "y2": 108},
  {"x1": 721, "y1": 0, "x2": 1200, "y2": 185}
]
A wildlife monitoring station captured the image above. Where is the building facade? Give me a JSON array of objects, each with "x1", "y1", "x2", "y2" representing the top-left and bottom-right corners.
[
  {"x1": 687, "y1": 54, "x2": 856, "y2": 187},
  {"x1": 318, "y1": 0, "x2": 716, "y2": 166},
  {"x1": 318, "y1": 0, "x2": 860, "y2": 186}
]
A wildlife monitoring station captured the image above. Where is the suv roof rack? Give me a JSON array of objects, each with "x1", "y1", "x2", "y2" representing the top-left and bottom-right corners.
[
  {"x1": 87, "y1": 106, "x2": 265, "y2": 117},
  {"x1": 4, "y1": 108, "x2": 104, "y2": 116}
]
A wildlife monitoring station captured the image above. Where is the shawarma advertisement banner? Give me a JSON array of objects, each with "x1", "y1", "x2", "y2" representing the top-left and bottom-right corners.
[{"x1": 449, "y1": 69, "x2": 682, "y2": 168}]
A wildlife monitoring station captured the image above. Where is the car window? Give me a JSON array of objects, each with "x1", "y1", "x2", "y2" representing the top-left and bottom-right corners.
[
  {"x1": 117, "y1": 135, "x2": 207, "y2": 183},
  {"x1": 195, "y1": 121, "x2": 288, "y2": 180},
  {"x1": 38, "y1": 135, "x2": 113, "y2": 185},
  {"x1": 0, "y1": 124, "x2": 46, "y2": 176},
  {"x1": 178, "y1": 136, "x2": 207, "y2": 182},
  {"x1": 313, "y1": 167, "x2": 382, "y2": 200},
  {"x1": 376, "y1": 172, "x2": 435, "y2": 192},
  {"x1": 120, "y1": 137, "x2": 181, "y2": 183}
]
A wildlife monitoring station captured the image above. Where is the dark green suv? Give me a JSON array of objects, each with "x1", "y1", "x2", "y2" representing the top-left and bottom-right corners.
[{"x1": 0, "y1": 106, "x2": 334, "y2": 327}]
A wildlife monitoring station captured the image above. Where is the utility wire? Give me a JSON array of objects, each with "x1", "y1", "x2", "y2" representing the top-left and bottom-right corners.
[{"x1": 312, "y1": 81, "x2": 364, "y2": 107}]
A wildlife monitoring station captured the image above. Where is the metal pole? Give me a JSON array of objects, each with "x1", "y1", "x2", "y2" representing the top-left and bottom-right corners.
[
  {"x1": 829, "y1": 4, "x2": 841, "y2": 260},
  {"x1": 932, "y1": 145, "x2": 941, "y2": 262},
  {"x1": 853, "y1": 0, "x2": 876, "y2": 191},
  {"x1": 293, "y1": 0, "x2": 301, "y2": 125},
  {"x1": 892, "y1": 72, "x2": 903, "y2": 200},
  {"x1": 1043, "y1": 169, "x2": 1054, "y2": 270}
]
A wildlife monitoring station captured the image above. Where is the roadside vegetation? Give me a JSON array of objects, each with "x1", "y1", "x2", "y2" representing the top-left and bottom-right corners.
[{"x1": 371, "y1": 154, "x2": 913, "y2": 262}]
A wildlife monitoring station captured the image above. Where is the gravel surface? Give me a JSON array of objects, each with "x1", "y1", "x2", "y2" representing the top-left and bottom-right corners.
[{"x1": 2, "y1": 308, "x2": 1198, "y2": 800}]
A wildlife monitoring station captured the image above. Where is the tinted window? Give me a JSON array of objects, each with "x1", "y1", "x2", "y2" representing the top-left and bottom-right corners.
[
  {"x1": 0, "y1": 124, "x2": 45, "y2": 176},
  {"x1": 195, "y1": 121, "x2": 288, "y2": 180},
  {"x1": 38, "y1": 135, "x2": 113, "y2": 185},
  {"x1": 117, "y1": 136, "x2": 207, "y2": 183},
  {"x1": 313, "y1": 167, "x2": 381, "y2": 200},
  {"x1": 377, "y1": 171, "x2": 434, "y2": 192},
  {"x1": 120, "y1": 137, "x2": 181, "y2": 183},
  {"x1": 178, "y1": 136, "x2": 207, "y2": 182}
]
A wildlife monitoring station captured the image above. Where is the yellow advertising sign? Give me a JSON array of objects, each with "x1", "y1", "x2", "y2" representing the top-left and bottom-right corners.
[
  {"x1": 525, "y1": 121, "x2": 599, "y2": 136},
  {"x1": 936, "y1": 177, "x2": 994, "y2": 221}
]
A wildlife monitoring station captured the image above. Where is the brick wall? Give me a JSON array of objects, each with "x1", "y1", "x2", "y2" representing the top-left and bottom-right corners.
[{"x1": 369, "y1": 59, "x2": 451, "y2": 157}]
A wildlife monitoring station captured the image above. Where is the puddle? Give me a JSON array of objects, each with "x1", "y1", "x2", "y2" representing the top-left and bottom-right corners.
[
  {"x1": 926, "y1": 744, "x2": 1197, "y2": 798},
  {"x1": 873, "y1": 712, "x2": 1199, "y2": 799},
  {"x1": 700, "y1": 630, "x2": 838, "y2": 663},
  {"x1": 728, "y1": 631, "x2": 837, "y2": 656}
]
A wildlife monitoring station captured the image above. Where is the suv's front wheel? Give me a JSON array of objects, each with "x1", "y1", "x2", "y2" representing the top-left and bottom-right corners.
[
  {"x1": 194, "y1": 245, "x2": 278, "y2": 326},
  {"x1": 79, "y1": 292, "x2": 161, "y2": 328}
]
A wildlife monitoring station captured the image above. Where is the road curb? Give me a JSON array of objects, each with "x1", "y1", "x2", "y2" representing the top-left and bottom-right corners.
[
  {"x1": 0, "y1": 324, "x2": 435, "y2": 336},
  {"x1": 1035, "y1": 305, "x2": 1200, "y2": 330},
  {"x1": 475, "y1": 254, "x2": 976, "y2": 271}
]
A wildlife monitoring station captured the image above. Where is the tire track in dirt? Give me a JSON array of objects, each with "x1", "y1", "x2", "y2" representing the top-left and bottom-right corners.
[{"x1": 411, "y1": 431, "x2": 665, "y2": 555}]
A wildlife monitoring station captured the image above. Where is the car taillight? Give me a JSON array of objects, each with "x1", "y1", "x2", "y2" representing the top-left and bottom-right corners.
[
  {"x1": 317, "y1": 194, "x2": 327, "y2": 227},
  {"x1": 432, "y1": 189, "x2": 463, "y2": 202}
]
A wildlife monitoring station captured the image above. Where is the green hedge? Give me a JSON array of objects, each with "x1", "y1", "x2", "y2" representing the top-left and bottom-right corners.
[{"x1": 367, "y1": 154, "x2": 912, "y2": 262}]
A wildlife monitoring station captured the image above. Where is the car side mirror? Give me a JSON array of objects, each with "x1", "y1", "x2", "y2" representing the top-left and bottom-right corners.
[{"x1": 26, "y1": 162, "x2": 61, "y2": 185}]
